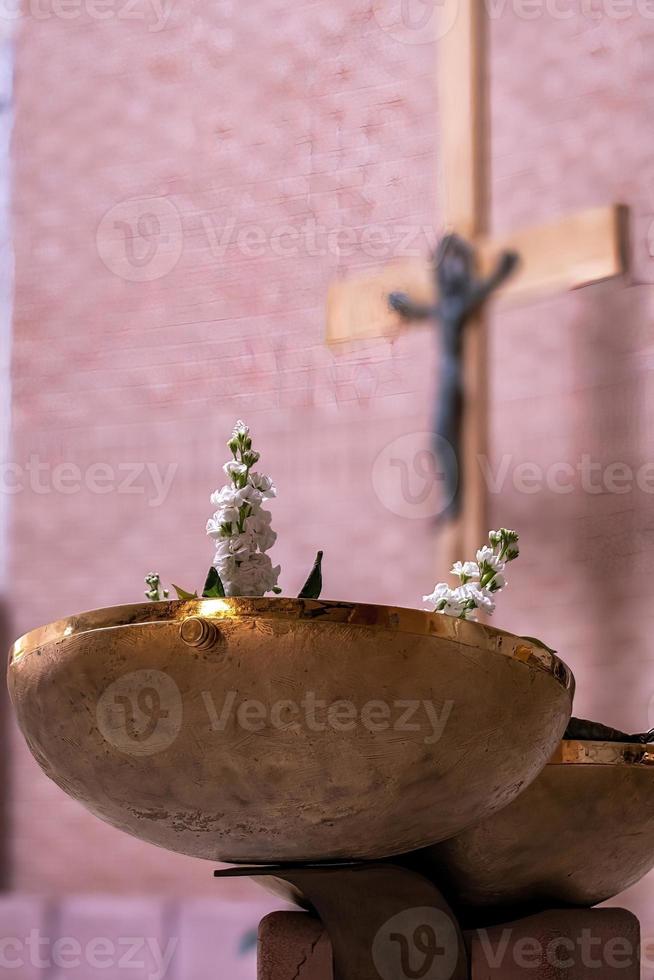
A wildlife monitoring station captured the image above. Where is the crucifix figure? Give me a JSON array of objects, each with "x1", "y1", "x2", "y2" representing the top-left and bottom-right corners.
[
  {"x1": 389, "y1": 235, "x2": 519, "y2": 522},
  {"x1": 325, "y1": 0, "x2": 628, "y2": 574}
]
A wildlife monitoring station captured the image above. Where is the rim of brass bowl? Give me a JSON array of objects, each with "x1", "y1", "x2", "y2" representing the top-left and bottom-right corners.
[
  {"x1": 8, "y1": 597, "x2": 574, "y2": 694},
  {"x1": 550, "y1": 738, "x2": 654, "y2": 765}
]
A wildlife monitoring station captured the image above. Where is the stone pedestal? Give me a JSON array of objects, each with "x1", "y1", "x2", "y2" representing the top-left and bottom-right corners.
[{"x1": 258, "y1": 907, "x2": 640, "y2": 980}]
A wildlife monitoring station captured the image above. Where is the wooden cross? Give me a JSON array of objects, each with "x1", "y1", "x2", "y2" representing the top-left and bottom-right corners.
[{"x1": 326, "y1": 0, "x2": 628, "y2": 574}]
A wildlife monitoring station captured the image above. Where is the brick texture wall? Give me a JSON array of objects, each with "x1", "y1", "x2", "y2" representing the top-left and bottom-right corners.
[
  {"x1": 0, "y1": 894, "x2": 280, "y2": 979},
  {"x1": 486, "y1": 4, "x2": 654, "y2": 960},
  {"x1": 8, "y1": 0, "x2": 654, "y2": 966},
  {"x1": 8, "y1": 0, "x2": 438, "y2": 896}
]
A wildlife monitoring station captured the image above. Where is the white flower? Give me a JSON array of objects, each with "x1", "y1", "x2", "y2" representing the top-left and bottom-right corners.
[
  {"x1": 232, "y1": 420, "x2": 250, "y2": 439},
  {"x1": 216, "y1": 552, "x2": 280, "y2": 597},
  {"x1": 210, "y1": 485, "x2": 235, "y2": 507},
  {"x1": 223, "y1": 461, "x2": 248, "y2": 480},
  {"x1": 233, "y1": 483, "x2": 264, "y2": 509},
  {"x1": 423, "y1": 529, "x2": 519, "y2": 622},
  {"x1": 214, "y1": 530, "x2": 256, "y2": 560},
  {"x1": 249, "y1": 472, "x2": 276, "y2": 498},
  {"x1": 209, "y1": 486, "x2": 241, "y2": 525},
  {"x1": 243, "y1": 512, "x2": 276, "y2": 552},
  {"x1": 488, "y1": 572, "x2": 506, "y2": 592},
  {"x1": 451, "y1": 560, "x2": 479, "y2": 581},
  {"x1": 206, "y1": 517, "x2": 226, "y2": 539},
  {"x1": 476, "y1": 546, "x2": 504, "y2": 571},
  {"x1": 442, "y1": 594, "x2": 468, "y2": 617},
  {"x1": 208, "y1": 421, "x2": 280, "y2": 596},
  {"x1": 423, "y1": 582, "x2": 451, "y2": 608},
  {"x1": 461, "y1": 583, "x2": 496, "y2": 615}
]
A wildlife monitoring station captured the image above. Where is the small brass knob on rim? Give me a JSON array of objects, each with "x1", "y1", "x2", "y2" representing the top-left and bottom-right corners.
[{"x1": 180, "y1": 617, "x2": 219, "y2": 651}]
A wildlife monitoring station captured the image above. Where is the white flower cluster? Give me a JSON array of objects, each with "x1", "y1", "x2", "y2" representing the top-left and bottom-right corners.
[
  {"x1": 206, "y1": 420, "x2": 281, "y2": 597},
  {"x1": 423, "y1": 528, "x2": 519, "y2": 621}
]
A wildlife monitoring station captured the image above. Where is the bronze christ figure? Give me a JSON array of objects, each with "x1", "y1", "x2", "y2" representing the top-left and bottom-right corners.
[{"x1": 389, "y1": 235, "x2": 519, "y2": 522}]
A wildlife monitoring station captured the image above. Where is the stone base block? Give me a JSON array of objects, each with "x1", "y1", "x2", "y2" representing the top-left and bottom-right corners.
[{"x1": 258, "y1": 907, "x2": 640, "y2": 980}]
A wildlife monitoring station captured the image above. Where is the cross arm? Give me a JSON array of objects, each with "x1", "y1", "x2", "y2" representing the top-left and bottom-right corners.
[
  {"x1": 326, "y1": 204, "x2": 628, "y2": 345},
  {"x1": 477, "y1": 202, "x2": 629, "y2": 303}
]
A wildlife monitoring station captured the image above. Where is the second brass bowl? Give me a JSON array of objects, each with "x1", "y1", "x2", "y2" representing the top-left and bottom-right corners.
[
  {"x1": 9, "y1": 598, "x2": 573, "y2": 864},
  {"x1": 413, "y1": 739, "x2": 654, "y2": 917}
]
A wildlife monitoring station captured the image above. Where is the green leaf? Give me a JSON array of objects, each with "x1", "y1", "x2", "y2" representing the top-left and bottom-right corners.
[
  {"x1": 298, "y1": 550, "x2": 323, "y2": 599},
  {"x1": 203, "y1": 567, "x2": 226, "y2": 598},
  {"x1": 521, "y1": 635, "x2": 557, "y2": 655},
  {"x1": 172, "y1": 584, "x2": 198, "y2": 600}
]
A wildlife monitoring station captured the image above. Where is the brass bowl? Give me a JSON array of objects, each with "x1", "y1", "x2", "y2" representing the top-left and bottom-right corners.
[
  {"x1": 413, "y1": 739, "x2": 654, "y2": 917},
  {"x1": 8, "y1": 598, "x2": 574, "y2": 864}
]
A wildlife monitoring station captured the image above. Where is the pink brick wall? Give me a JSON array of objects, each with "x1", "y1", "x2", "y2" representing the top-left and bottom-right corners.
[
  {"x1": 0, "y1": 895, "x2": 279, "y2": 979},
  {"x1": 8, "y1": 0, "x2": 654, "y2": 966},
  {"x1": 8, "y1": 0, "x2": 438, "y2": 895},
  {"x1": 488, "y1": 4, "x2": 654, "y2": 962}
]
